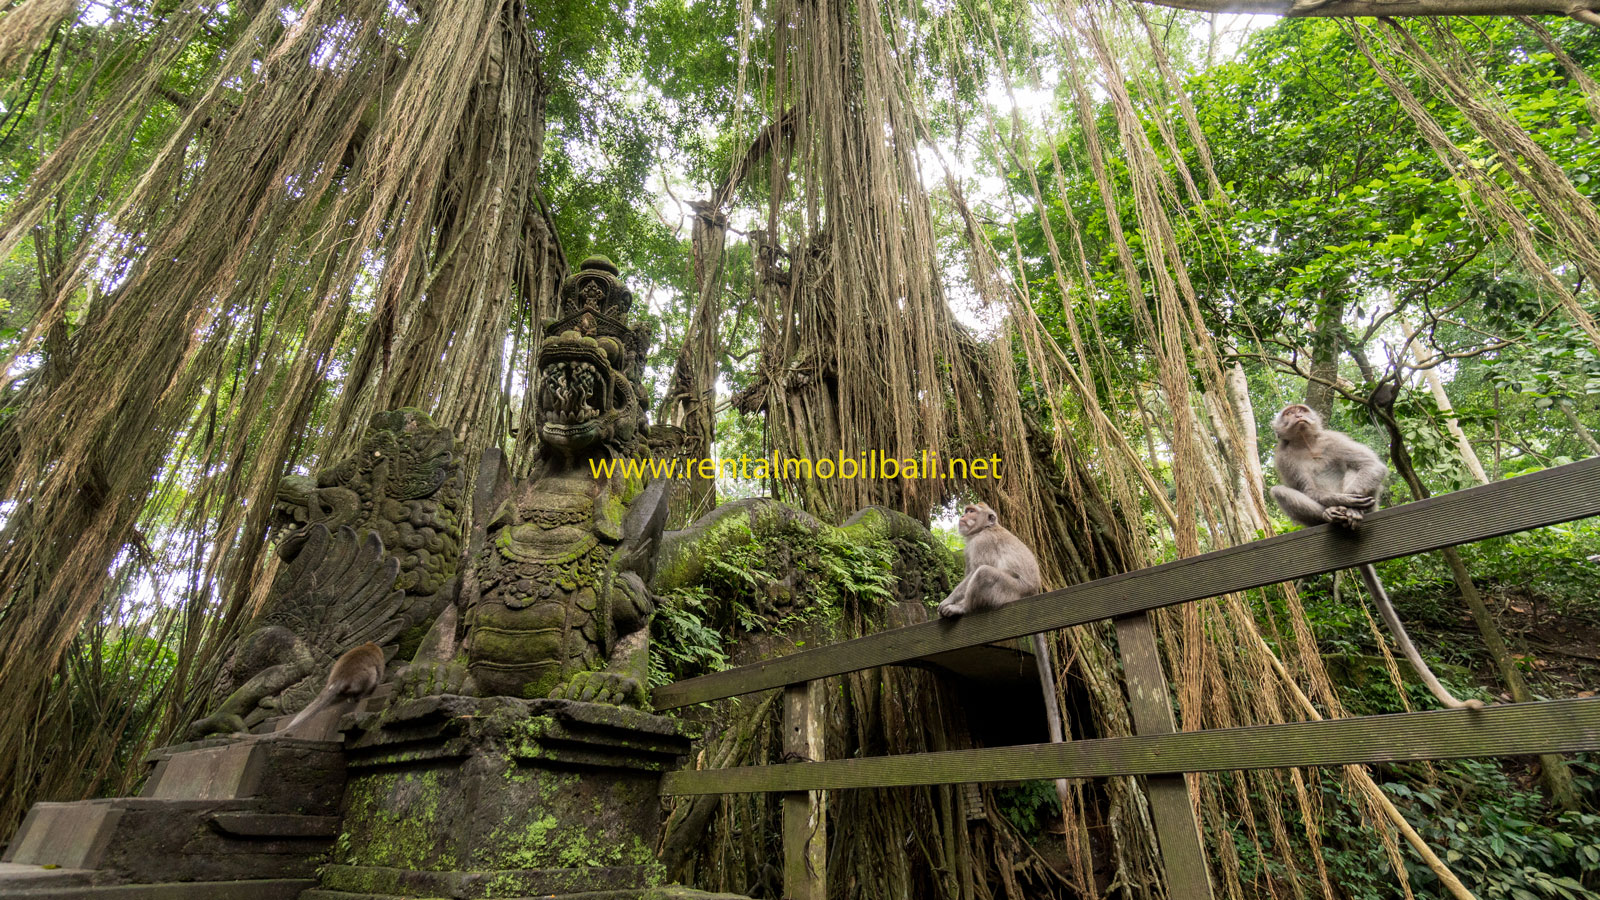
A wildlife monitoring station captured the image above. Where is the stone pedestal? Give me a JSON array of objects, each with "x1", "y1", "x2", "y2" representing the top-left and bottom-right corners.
[
  {"x1": 306, "y1": 695, "x2": 693, "y2": 900},
  {"x1": 0, "y1": 736, "x2": 346, "y2": 898}
]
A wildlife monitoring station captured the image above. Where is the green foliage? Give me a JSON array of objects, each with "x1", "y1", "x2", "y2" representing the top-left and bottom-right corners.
[
  {"x1": 1007, "y1": 13, "x2": 1600, "y2": 512},
  {"x1": 650, "y1": 513, "x2": 899, "y2": 683},
  {"x1": 807, "y1": 528, "x2": 898, "y2": 608},
  {"x1": 992, "y1": 780, "x2": 1060, "y2": 844},
  {"x1": 1372, "y1": 520, "x2": 1600, "y2": 624},
  {"x1": 650, "y1": 585, "x2": 730, "y2": 687},
  {"x1": 931, "y1": 523, "x2": 965, "y2": 557},
  {"x1": 1261, "y1": 763, "x2": 1600, "y2": 900},
  {"x1": 1262, "y1": 512, "x2": 1600, "y2": 895},
  {"x1": 57, "y1": 627, "x2": 180, "y2": 784},
  {"x1": 1385, "y1": 760, "x2": 1600, "y2": 900},
  {"x1": 1272, "y1": 518, "x2": 1600, "y2": 718}
]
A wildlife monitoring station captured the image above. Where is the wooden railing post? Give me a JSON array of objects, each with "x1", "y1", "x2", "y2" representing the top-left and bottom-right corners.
[
  {"x1": 783, "y1": 680, "x2": 826, "y2": 900},
  {"x1": 1114, "y1": 613, "x2": 1214, "y2": 900}
]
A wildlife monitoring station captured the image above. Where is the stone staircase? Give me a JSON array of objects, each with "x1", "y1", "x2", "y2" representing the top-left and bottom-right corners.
[{"x1": 0, "y1": 695, "x2": 377, "y2": 899}]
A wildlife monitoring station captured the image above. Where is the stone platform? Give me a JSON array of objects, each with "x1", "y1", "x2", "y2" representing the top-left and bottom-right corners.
[
  {"x1": 1, "y1": 695, "x2": 749, "y2": 900},
  {"x1": 0, "y1": 735, "x2": 347, "y2": 899},
  {"x1": 308, "y1": 695, "x2": 695, "y2": 900},
  {"x1": 0, "y1": 862, "x2": 313, "y2": 899}
]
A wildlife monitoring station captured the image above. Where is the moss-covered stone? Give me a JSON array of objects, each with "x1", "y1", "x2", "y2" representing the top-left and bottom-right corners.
[
  {"x1": 326, "y1": 695, "x2": 688, "y2": 896},
  {"x1": 651, "y1": 500, "x2": 959, "y2": 681}
]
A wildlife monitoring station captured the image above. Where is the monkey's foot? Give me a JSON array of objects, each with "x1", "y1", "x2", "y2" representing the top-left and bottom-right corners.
[
  {"x1": 550, "y1": 670, "x2": 647, "y2": 707},
  {"x1": 1326, "y1": 506, "x2": 1363, "y2": 528},
  {"x1": 936, "y1": 598, "x2": 967, "y2": 618}
]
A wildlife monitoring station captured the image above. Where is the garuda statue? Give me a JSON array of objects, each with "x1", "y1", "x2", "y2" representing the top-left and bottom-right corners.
[
  {"x1": 401, "y1": 256, "x2": 674, "y2": 708},
  {"x1": 188, "y1": 410, "x2": 464, "y2": 737}
]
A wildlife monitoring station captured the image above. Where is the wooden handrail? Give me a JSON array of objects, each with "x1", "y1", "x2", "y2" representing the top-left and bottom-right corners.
[
  {"x1": 654, "y1": 457, "x2": 1600, "y2": 710},
  {"x1": 661, "y1": 697, "x2": 1600, "y2": 795}
]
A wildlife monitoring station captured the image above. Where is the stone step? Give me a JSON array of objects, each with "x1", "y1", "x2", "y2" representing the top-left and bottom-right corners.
[
  {"x1": 0, "y1": 862, "x2": 96, "y2": 891},
  {"x1": 140, "y1": 737, "x2": 345, "y2": 813},
  {"x1": 2, "y1": 798, "x2": 336, "y2": 878},
  {"x1": 2, "y1": 735, "x2": 349, "y2": 891},
  {"x1": 2, "y1": 800, "x2": 123, "y2": 870},
  {"x1": 301, "y1": 888, "x2": 755, "y2": 900},
  {"x1": 207, "y1": 813, "x2": 341, "y2": 839},
  {"x1": 143, "y1": 740, "x2": 266, "y2": 801},
  {"x1": 0, "y1": 864, "x2": 312, "y2": 899}
]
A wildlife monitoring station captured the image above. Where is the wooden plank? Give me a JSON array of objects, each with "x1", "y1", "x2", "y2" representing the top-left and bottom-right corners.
[
  {"x1": 915, "y1": 638, "x2": 1036, "y2": 684},
  {"x1": 654, "y1": 457, "x2": 1600, "y2": 709},
  {"x1": 661, "y1": 697, "x2": 1600, "y2": 795},
  {"x1": 782, "y1": 681, "x2": 826, "y2": 900},
  {"x1": 1114, "y1": 614, "x2": 1214, "y2": 899}
]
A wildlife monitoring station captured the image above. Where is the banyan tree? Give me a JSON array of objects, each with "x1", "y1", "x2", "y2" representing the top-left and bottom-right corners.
[{"x1": 0, "y1": 0, "x2": 1598, "y2": 897}]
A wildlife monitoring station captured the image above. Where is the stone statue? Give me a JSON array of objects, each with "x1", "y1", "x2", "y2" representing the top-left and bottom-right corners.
[
  {"x1": 402, "y1": 256, "x2": 674, "y2": 707},
  {"x1": 4, "y1": 267, "x2": 712, "y2": 900},
  {"x1": 187, "y1": 409, "x2": 464, "y2": 737},
  {"x1": 274, "y1": 407, "x2": 464, "y2": 655}
]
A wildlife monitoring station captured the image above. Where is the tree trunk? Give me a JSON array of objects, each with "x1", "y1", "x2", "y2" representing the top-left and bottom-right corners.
[
  {"x1": 661, "y1": 200, "x2": 728, "y2": 523},
  {"x1": 1557, "y1": 397, "x2": 1600, "y2": 457},
  {"x1": 1305, "y1": 292, "x2": 1345, "y2": 425},
  {"x1": 1405, "y1": 325, "x2": 1489, "y2": 484},
  {"x1": 1377, "y1": 410, "x2": 1579, "y2": 810},
  {"x1": 1227, "y1": 363, "x2": 1264, "y2": 498}
]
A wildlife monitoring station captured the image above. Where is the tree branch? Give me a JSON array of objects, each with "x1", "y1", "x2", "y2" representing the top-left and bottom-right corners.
[{"x1": 1128, "y1": 0, "x2": 1600, "y2": 20}]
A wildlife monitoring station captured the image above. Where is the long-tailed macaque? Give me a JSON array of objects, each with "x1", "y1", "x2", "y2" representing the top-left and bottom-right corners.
[
  {"x1": 938, "y1": 502, "x2": 1073, "y2": 814},
  {"x1": 938, "y1": 502, "x2": 1042, "y2": 618},
  {"x1": 1270, "y1": 404, "x2": 1484, "y2": 711},
  {"x1": 278, "y1": 642, "x2": 386, "y2": 735}
]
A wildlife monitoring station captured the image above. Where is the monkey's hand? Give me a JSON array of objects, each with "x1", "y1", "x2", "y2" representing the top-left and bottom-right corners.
[
  {"x1": 1330, "y1": 493, "x2": 1377, "y2": 511},
  {"x1": 550, "y1": 670, "x2": 647, "y2": 707},
  {"x1": 1325, "y1": 506, "x2": 1364, "y2": 528}
]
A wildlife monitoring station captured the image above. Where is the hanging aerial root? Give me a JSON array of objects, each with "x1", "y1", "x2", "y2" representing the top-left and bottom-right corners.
[
  {"x1": 1248, "y1": 626, "x2": 1479, "y2": 900},
  {"x1": 0, "y1": 0, "x2": 73, "y2": 74}
]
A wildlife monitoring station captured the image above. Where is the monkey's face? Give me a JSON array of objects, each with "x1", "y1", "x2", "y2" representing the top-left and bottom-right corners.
[
  {"x1": 957, "y1": 503, "x2": 998, "y2": 538},
  {"x1": 1274, "y1": 404, "x2": 1321, "y2": 438}
]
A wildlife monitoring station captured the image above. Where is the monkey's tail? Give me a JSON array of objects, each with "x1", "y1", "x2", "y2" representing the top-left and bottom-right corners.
[
  {"x1": 1357, "y1": 564, "x2": 1485, "y2": 711},
  {"x1": 280, "y1": 681, "x2": 343, "y2": 735}
]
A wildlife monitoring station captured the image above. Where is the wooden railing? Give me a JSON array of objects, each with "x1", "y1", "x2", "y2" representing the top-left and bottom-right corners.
[{"x1": 654, "y1": 457, "x2": 1600, "y2": 900}]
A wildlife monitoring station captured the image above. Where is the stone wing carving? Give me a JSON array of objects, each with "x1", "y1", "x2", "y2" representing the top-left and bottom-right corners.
[
  {"x1": 187, "y1": 523, "x2": 407, "y2": 737},
  {"x1": 273, "y1": 408, "x2": 465, "y2": 657},
  {"x1": 264, "y1": 523, "x2": 410, "y2": 655}
]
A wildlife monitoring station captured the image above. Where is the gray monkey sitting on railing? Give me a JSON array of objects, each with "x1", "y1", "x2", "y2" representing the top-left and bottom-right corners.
[
  {"x1": 936, "y1": 502, "x2": 1042, "y2": 618},
  {"x1": 1269, "y1": 403, "x2": 1484, "y2": 711}
]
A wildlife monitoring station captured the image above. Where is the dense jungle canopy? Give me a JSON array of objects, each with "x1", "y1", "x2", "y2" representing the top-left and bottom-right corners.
[{"x1": 1, "y1": 0, "x2": 1599, "y2": 897}]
